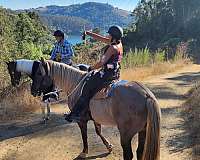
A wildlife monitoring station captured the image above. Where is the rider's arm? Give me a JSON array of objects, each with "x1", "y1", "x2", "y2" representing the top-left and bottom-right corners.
[
  {"x1": 85, "y1": 31, "x2": 110, "y2": 44},
  {"x1": 50, "y1": 46, "x2": 57, "y2": 60},
  {"x1": 62, "y1": 42, "x2": 74, "y2": 59},
  {"x1": 90, "y1": 46, "x2": 116, "y2": 70},
  {"x1": 61, "y1": 42, "x2": 74, "y2": 64}
]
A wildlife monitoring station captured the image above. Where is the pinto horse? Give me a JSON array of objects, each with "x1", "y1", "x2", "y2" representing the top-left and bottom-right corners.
[
  {"x1": 31, "y1": 60, "x2": 161, "y2": 160},
  {"x1": 6, "y1": 59, "x2": 90, "y2": 122},
  {"x1": 6, "y1": 59, "x2": 57, "y2": 121}
]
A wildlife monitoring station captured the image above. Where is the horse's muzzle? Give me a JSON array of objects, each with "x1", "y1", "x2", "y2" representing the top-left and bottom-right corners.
[{"x1": 31, "y1": 91, "x2": 37, "y2": 97}]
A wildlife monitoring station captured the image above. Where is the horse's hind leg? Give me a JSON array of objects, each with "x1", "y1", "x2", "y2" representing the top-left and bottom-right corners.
[
  {"x1": 93, "y1": 121, "x2": 113, "y2": 153},
  {"x1": 137, "y1": 129, "x2": 146, "y2": 160},
  {"x1": 119, "y1": 129, "x2": 136, "y2": 160},
  {"x1": 77, "y1": 121, "x2": 88, "y2": 159}
]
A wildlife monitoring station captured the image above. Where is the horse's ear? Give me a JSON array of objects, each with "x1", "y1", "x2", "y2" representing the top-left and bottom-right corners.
[
  {"x1": 40, "y1": 57, "x2": 45, "y2": 64},
  {"x1": 40, "y1": 57, "x2": 49, "y2": 75},
  {"x1": 5, "y1": 60, "x2": 15, "y2": 66}
]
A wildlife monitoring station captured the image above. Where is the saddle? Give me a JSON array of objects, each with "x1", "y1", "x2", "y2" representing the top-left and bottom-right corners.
[{"x1": 93, "y1": 80, "x2": 128, "y2": 100}]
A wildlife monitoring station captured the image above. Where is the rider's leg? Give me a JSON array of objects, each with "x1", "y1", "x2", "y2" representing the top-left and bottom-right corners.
[{"x1": 65, "y1": 71, "x2": 110, "y2": 122}]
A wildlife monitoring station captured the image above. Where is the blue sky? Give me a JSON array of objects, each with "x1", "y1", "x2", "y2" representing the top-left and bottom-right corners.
[{"x1": 0, "y1": 0, "x2": 139, "y2": 11}]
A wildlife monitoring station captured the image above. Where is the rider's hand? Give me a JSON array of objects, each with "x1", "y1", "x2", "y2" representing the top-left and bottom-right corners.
[
  {"x1": 82, "y1": 31, "x2": 86, "y2": 40},
  {"x1": 88, "y1": 66, "x2": 92, "y2": 72},
  {"x1": 85, "y1": 30, "x2": 93, "y2": 36}
]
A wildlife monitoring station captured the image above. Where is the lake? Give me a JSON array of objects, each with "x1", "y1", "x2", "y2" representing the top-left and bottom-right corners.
[{"x1": 67, "y1": 35, "x2": 83, "y2": 45}]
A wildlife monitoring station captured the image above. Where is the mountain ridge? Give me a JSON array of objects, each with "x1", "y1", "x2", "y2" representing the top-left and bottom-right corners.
[{"x1": 25, "y1": 2, "x2": 132, "y2": 34}]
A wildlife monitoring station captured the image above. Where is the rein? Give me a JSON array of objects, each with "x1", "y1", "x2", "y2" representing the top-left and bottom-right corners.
[{"x1": 67, "y1": 72, "x2": 91, "y2": 98}]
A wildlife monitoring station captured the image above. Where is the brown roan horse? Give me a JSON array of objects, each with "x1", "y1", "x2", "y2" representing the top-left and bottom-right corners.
[{"x1": 31, "y1": 60, "x2": 161, "y2": 160}]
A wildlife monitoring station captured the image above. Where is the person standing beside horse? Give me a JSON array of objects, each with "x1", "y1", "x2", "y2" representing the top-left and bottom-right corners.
[
  {"x1": 50, "y1": 30, "x2": 74, "y2": 65},
  {"x1": 65, "y1": 25, "x2": 124, "y2": 122}
]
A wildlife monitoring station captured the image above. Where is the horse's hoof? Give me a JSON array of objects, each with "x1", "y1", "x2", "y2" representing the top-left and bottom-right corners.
[
  {"x1": 45, "y1": 117, "x2": 50, "y2": 121},
  {"x1": 107, "y1": 144, "x2": 113, "y2": 153},
  {"x1": 77, "y1": 152, "x2": 87, "y2": 159},
  {"x1": 43, "y1": 120, "x2": 47, "y2": 125}
]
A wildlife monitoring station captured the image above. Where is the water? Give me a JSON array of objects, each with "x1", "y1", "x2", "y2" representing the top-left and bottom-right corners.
[
  {"x1": 67, "y1": 35, "x2": 83, "y2": 45},
  {"x1": 67, "y1": 32, "x2": 107, "y2": 45}
]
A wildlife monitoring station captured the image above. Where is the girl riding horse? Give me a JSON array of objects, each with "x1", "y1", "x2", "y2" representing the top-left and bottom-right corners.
[{"x1": 65, "y1": 25, "x2": 124, "y2": 122}]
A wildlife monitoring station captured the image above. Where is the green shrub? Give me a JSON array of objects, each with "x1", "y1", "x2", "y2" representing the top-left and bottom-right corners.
[
  {"x1": 121, "y1": 47, "x2": 151, "y2": 69},
  {"x1": 154, "y1": 50, "x2": 165, "y2": 63}
]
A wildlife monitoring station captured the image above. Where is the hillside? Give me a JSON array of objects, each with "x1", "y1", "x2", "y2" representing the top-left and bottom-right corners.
[{"x1": 28, "y1": 2, "x2": 132, "y2": 34}]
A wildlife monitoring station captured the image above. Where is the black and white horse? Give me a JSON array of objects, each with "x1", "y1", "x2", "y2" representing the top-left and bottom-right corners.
[
  {"x1": 6, "y1": 59, "x2": 89, "y2": 122},
  {"x1": 6, "y1": 59, "x2": 57, "y2": 122}
]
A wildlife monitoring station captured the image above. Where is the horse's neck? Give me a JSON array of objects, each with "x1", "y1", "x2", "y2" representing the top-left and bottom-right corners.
[
  {"x1": 49, "y1": 62, "x2": 85, "y2": 95},
  {"x1": 16, "y1": 59, "x2": 34, "y2": 75}
]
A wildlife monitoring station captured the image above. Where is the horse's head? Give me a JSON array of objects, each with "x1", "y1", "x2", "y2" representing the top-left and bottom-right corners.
[
  {"x1": 6, "y1": 61, "x2": 21, "y2": 86},
  {"x1": 31, "y1": 60, "x2": 54, "y2": 97}
]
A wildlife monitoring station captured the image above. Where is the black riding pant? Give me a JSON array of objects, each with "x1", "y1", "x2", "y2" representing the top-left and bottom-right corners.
[{"x1": 72, "y1": 70, "x2": 114, "y2": 115}]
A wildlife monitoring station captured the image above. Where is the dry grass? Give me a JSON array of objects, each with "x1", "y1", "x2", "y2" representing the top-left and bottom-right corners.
[
  {"x1": 0, "y1": 64, "x2": 10, "y2": 92},
  {"x1": 0, "y1": 82, "x2": 41, "y2": 121},
  {"x1": 0, "y1": 64, "x2": 42, "y2": 121},
  {"x1": 183, "y1": 82, "x2": 200, "y2": 159},
  {"x1": 121, "y1": 59, "x2": 191, "y2": 81}
]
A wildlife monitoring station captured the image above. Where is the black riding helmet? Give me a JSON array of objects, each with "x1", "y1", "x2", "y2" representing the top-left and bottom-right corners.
[
  {"x1": 107, "y1": 25, "x2": 123, "y2": 40},
  {"x1": 53, "y1": 30, "x2": 64, "y2": 38}
]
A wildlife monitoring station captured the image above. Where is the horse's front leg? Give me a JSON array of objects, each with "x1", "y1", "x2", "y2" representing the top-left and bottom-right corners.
[
  {"x1": 41, "y1": 103, "x2": 46, "y2": 123},
  {"x1": 46, "y1": 103, "x2": 51, "y2": 120},
  {"x1": 77, "y1": 121, "x2": 88, "y2": 159},
  {"x1": 93, "y1": 121, "x2": 113, "y2": 153}
]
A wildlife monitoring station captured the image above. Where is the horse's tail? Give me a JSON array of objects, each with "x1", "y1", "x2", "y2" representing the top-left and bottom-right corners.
[{"x1": 142, "y1": 96, "x2": 161, "y2": 160}]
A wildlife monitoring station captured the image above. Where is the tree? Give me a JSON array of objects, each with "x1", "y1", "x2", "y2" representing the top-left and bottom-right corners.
[{"x1": 124, "y1": 0, "x2": 200, "y2": 55}]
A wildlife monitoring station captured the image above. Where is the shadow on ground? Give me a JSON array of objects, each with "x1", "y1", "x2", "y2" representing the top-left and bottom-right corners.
[
  {"x1": 164, "y1": 107, "x2": 193, "y2": 153},
  {"x1": 148, "y1": 85, "x2": 186, "y2": 100},
  {"x1": 73, "y1": 152, "x2": 110, "y2": 160},
  {"x1": 0, "y1": 113, "x2": 69, "y2": 141},
  {"x1": 166, "y1": 72, "x2": 200, "y2": 84}
]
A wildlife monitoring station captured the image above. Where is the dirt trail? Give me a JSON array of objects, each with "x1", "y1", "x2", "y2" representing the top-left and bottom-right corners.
[
  {"x1": 143, "y1": 64, "x2": 200, "y2": 160},
  {"x1": 1, "y1": 64, "x2": 200, "y2": 160}
]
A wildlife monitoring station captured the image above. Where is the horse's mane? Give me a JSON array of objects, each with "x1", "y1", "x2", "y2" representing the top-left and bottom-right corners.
[{"x1": 45, "y1": 60, "x2": 88, "y2": 109}]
